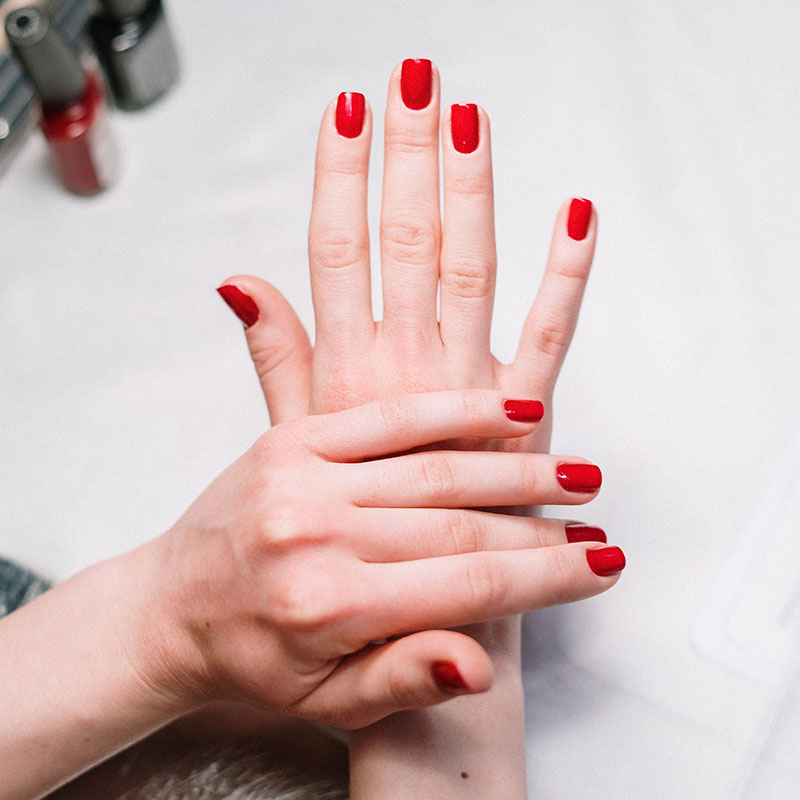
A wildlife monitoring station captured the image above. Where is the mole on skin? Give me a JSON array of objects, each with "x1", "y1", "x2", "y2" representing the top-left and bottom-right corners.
[{"x1": 461, "y1": 772, "x2": 469, "y2": 779}]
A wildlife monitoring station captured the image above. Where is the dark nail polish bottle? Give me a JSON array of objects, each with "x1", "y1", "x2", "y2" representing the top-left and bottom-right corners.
[
  {"x1": 89, "y1": 0, "x2": 179, "y2": 111},
  {"x1": 5, "y1": 6, "x2": 118, "y2": 195}
]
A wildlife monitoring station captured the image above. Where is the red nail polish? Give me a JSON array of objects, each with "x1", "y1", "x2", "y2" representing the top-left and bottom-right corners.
[
  {"x1": 336, "y1": 92, "x2": 365, "y2": 138},
  {"x1": 401, "y1": 58, "x2": 432, "y2": 110},
  {"x1": 565, "y1": 524, "x2": 607, "y2": 544},
  {"x1": 451, "y1": 104, "x2": 479, "y2": 153},
  {"x1": 556, "y1": 463, "x2": 602, "y2": 493},
  {"x1": 503, "y1": 399, "x2": 544, "y2": 423},
  {"x1": 217, "y1": 285, "x2": 259, "y2": 328},
  {"x1": 586, "y1": 546, "x2": 626, "y2": 576},
  {"x1": 567, "y1": 198, "x2": 592, "y2": 241},
  {"x1": 432, "y1": 661, "x2": 469, "y2": 692},
  {"x1": 7, "y1": 8, "x2": 118, "y2": 195}
]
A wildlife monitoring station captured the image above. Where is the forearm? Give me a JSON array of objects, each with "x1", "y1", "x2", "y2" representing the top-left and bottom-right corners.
[
  {"x1": 0, "y1": 544, "x2": 185, "y2": 800},
  {"x1": 349, "y1": 617, "x2": 527, "y2": 800}
]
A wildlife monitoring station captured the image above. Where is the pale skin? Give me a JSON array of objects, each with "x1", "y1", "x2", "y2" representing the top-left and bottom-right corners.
[
  {"x1": 219, "y1": 62, "x2": 608, "y2": 798},
  {"x1": 0, "y1": 389, "x2": 616, "y2": 799},
  {"x1": 0, "y1": 60, "x2": 616, "y2": 800}
]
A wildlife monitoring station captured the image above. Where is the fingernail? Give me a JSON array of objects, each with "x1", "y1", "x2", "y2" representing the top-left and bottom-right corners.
[
  {"x1": 556, "y1": 463, "x2": 602, "y2": 493},
  {"x1": 451, "y1": 104, "x2": 479, "y2": 153},
  {"x1": 567, "y1": 198, "x2": 592, "y2": 241},
  {"x1": 586, "y1": 546, "x2": 626, "y2": 576},
  {"x1": 565, "y1": 523, "x2": 607, "y2": 544},
  {"x1": 401, "y1": 58, "x2": 432, "y2": 109},
  {"x1": 336, "y1": 91, "x2": 365, "y2": 138},
  {"x1": 432, "y1": 660, "x2": 470, "y2": 693},
  {"x1": 217, "y1": 285, "x2": 259, "y2": 328},
  {"x1": 503, "y1": 399, "x2": 544, "y2": 423}
]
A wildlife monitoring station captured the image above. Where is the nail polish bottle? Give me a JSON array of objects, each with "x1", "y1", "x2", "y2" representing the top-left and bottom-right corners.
[
  {"x1": 5, "y1": 6, "x2": 118, "y2": 195},
  {"x1": 89, "y1": 0, "x2": 179, "y2": 111}
]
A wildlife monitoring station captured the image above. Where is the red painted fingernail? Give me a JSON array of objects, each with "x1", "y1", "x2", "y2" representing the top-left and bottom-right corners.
[
  {"x1": 335, "y1": 92, "x2": 365, "y2": 138},
  {"x1": 432, "y1": 661, "x2": 470, "y2": 692},
  {"x1": 556, "y1": 463, "x2": 602, "y2": 493},
  {"x1": 217, "y1": 285, "x2": 259, "y2": 328},
  {"x1": 451, "y1": 104, "x2": 479, "y2": 153},
  {"x1": 503, "y1": 399, "x2": 544, "y2": 423},
  {"x1": 565, "y1": 523, "x2": 607, "y2": 544},
  {"x1": 567, "y1": 198, "x2": 592, "y2": 241},
  {"x1": 401, "y1": 58, "x2": 432, "y2": 110},
  {"x1": 586, "y1": 546, "x2": 626, "y2": 576}
]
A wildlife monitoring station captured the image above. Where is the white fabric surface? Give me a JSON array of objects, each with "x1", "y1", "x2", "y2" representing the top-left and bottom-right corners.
[{"x1": 3, "y1": 1, "x2": 800, "y2": 796}]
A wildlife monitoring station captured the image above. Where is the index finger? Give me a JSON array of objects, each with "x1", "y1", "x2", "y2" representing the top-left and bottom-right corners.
[
  {"x1": 294, "y1": 390, "x2": 544, "y2": 461},
  {"x1": 308, "y1": 94, "x2": 375, "y2": 354}
]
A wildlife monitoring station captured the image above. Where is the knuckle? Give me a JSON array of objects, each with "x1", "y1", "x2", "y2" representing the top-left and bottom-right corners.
[
  {"x1": 531, "y1": 316, "x2": 572, "y2": 358},
  {"x1": 380, "y1": 218, "x2": 439, "y2": 265},
  {"x1": 378, "y1": 394, "x2": 420, "y2": 435},
  {"x1": 441, "y1": 253, "x2": 495, "y2": 299},
  {"x1": 250, "y1": 337, "x2": 297, "y2": 381},
  {"x1": 259, "y1": 507, "x2": 314, "y2": 551},
  {"x1": 516, "y1": 455, "x2": 539, "y2": 500},
  {"x1": 463, "y1": 557, "x2": 511, "y2": 613},
  {"x1": 447, "y1": 170, "x2": 493, "y2": 197},
  {"x1": 384, "y1": 127, "x2": 438, "y2": 155},
  {"x1": 458, "y1": 389, "x2": 487, "y2": 428},
  {"x1": 309, "y1": 226, "x2": 368, "y2": 272},
  {"x1": 386, "y1": 661, "x2": 430, "y2": 710},
  {"x1": 321, "y1": 155, "x2": 366, "y2": 179},
  {"x1": 270, "y1": 574, "x2": 335, "y2": 633},
  {"x1": 545, "y1": 546, "x2": 577, "y2": 606},
  {"x1": 445, "y1": 511, "x2": 483, "y2": 555},
  {"x1": 418, "y1": 452, "x2": 457, "y2": 504},
  {"x1": 551, "y1": 256, "x2": 591, "y2": 281}
]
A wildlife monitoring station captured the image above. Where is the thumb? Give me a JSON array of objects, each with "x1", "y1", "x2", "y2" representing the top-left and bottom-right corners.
[
  {"x1": 217, "y1": 276, "x2": 312, "y2": 425},
  {"x1": 292, "y1": 630, "x2": 494, "y2": 729}
]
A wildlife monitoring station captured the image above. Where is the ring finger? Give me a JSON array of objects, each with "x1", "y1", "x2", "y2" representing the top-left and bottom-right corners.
[
  {"x1": 350, "y1": 509, "x2": 607, "y2": 562},
  {"x1": 439, "y1": 103, "x2": 497, "y2": 381}
]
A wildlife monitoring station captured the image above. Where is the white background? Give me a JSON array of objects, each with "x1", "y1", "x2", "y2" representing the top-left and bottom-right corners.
[{"x1": 3, "y1": 1, "x2": 800, "y2": 796}]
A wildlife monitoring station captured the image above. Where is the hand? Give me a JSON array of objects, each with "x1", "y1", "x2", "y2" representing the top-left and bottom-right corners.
[
  {"x1": 137, "y1": 390, "x2": 618, "y2": 729},
  {"x1": 218, "y1": 61, "x2": 596, "y2": 467}
]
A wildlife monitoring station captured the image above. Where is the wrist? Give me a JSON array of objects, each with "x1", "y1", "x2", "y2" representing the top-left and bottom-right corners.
[
  {"x1": 457, "y1": 614, "x2": 522, "y2": 665},
  {"x1": 112, "y1": 533, "x2": 208, "y2": 717}
]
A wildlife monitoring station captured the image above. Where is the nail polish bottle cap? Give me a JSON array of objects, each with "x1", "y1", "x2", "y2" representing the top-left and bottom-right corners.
[
  {"x1": 5, "y1": 7, "x2": 87, "y2": 107},
  {"x1": 97, "y1": 0, "x2": 151, "y2": 20}
]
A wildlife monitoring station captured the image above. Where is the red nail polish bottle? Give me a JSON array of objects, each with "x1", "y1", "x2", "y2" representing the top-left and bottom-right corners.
[{"x1": 6, "y1": 7, "x2": 118, "y2": 195}]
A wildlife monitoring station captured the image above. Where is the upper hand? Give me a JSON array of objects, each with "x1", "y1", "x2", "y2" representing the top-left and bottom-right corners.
[{"x1": 136, "y1": 390, "x2": 618, "y2": 729}]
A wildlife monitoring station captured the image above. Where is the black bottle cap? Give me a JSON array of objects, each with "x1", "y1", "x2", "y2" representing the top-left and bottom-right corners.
[
  {"x1": 5, "y1": 7, "x2": 86, "y2": 107},
  {"x1": 97, "y1": 0, "x2": 150, "y2": 20}
]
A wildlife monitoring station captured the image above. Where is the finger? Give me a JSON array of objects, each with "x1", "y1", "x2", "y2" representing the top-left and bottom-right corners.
[
  {"x1": 308, "y1": 93, "x2": 375, "y2": 356},
  {"x1": 439, "y1": 104, "x2": 497, "y2": 380},
  {"x1": 217, "y1": 277, "x2": 312, "y2": 425},
  {"x1": 291, "y1": 629, "x2": 491, "y2": 729},
  {"x1": 355, "y1": 543, "x2": 625, "y2": 643},
  {"x1": 296, "y1": 390, "x2": 544, "y2": 461},
  {"x1": 510, "y1": 198, "x2": 597, "y2": 393},
  {"x1": 350, "y1": 451, "x2": 602, "y2": 508},
  {"x1": 379, "y1": 60, "x2": 442, "y2": 344},
  {"x1": 351, "y1": 511, "x2": 606, "y2": 562}
]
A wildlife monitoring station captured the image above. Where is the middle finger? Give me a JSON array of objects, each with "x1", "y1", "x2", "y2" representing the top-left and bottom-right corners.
[
  {"x1": 379, "y1": 59, "x2": 442, "y2": 346},
  {"x1": 348, "y1": 451, "x2": 602, "y2": 509}
]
